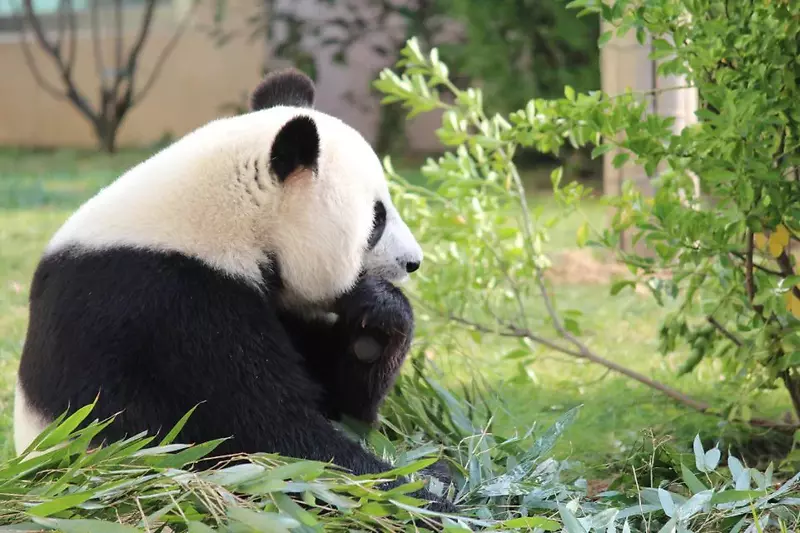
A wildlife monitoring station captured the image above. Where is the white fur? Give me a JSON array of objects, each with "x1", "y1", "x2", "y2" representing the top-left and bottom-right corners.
[
  {"x1": 46, "y1": 105, "x2": 422, "y2": 306},
  {"x1": 13, "y1": 381, "x2": 50, "y2": 457}
]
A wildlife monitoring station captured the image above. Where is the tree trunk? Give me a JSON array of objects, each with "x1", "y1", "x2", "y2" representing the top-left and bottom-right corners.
[
  {"x1": 94, "y1": 120, "x2": 119, "y2": 153},
  {"x1": 782, "y1": 371, "x2": 800, "y2": 423}
]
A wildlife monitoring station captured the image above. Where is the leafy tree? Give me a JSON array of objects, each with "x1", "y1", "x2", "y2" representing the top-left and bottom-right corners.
[
  {"x1": 442, "y1": 0, "x2": 599, "y2": 114},
  {"x1": 374, "y1": 0, "x2": 800, "y2": 437}
]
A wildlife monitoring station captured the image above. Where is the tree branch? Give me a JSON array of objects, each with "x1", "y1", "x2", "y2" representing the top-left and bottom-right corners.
[
  {"x1": 706, "y1": 315, "x2": 743, "y2": 346},
  {"x1": 114, "y1": 0, "x2": 123, "y2": 80},
  {"x1": 21, "y1": 0, "x2": 98, "y2": 123},
  {"x1": 775, "y1": 248, "x2": 800, "y2": 300},
  {"x1": 65, "y1": 0, "x2": 77, "y2": 74},
  {"x1": 121, "y1": 0, "x2": 157, "y2": 89},
  {"x1": 729, "y1": 252, "x2": 783, "y2": 276},
  {"x1": 18, "y1": 30, "x2": 69, "y2": 101},
  {"x1": 90, "y1": 0, "x2": 107, "y2": 89},
  {"x1": 781, "y1": 371, "x2": 800, "y2": 423},
  {"x1": 133, "y1": 0, "x2": 200, "y2": 105},
  {"x1": 448, "y1": 312, "x2": 798, "y2": 431}
]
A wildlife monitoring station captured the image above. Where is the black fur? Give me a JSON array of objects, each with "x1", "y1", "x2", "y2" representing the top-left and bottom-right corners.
[
  {"x1": 270, "y1": 115, "x2": 320, "y2": 181},
  {"x1": 250, "y1": 68, "x2": 315, "y2": 111},
  {"x1": 280, "y1": 276, "x2": 412, "y2": 424},
  {"x1": 17, "y1": 246, "x2": 454, "y2": 512},
  {"x1": 367, "y1": 201, "x2": 387, "y2": 251}
]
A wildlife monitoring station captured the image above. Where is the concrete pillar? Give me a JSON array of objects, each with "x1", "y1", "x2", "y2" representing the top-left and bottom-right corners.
[{"x1": 599, "y1": 19, "x2": 699, "y2": 252}]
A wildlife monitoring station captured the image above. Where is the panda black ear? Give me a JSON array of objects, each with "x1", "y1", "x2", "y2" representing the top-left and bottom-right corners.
[
  {"x1": 270, "y1": 115, "x2": 320, "y2": 182},
  {"x1": 250, "y1": 68, "x2": 315, "y2": 111}
]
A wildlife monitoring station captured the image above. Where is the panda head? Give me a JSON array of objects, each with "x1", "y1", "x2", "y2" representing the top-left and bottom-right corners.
[{"x1": 248, "y1": 69, "x2": 423, "y2": 306}]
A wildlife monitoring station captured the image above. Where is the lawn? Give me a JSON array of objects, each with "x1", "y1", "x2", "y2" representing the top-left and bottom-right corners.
[{"x1": 0, "y1": 147, "x2": 791, "y2": 473}]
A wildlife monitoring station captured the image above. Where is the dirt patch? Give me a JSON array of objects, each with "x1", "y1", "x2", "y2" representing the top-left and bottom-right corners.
[{"x1": 544, "y1": 249, "x2": 631, "y2": 286}]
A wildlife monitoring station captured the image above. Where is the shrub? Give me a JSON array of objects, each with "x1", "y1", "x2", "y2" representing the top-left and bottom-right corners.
[{"x1": 374, "y1": 0, "x2": 800, "y2": 439}]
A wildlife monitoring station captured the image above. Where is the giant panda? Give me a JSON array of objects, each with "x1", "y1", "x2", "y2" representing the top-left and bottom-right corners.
[{"x1": 13, "y1": 69, "x2": 455, "y2": 512}]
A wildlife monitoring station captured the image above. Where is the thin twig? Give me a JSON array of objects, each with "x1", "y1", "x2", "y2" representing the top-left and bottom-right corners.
[
  {"x1": 449, "y1": 312, "x2": 798, "y2": 431},
  {"x1": 18, "y1": 31, "x2": 67, "y2": 100},
  {"x1": 133, "y1": 0, "x2": 200, "y2": 104},
  {"x1": 447, "y1": 314, "x2": 581, "y2": 357},
  {"x1": 121, "y1": 0, "x2": 157, "y2": 89},
  {"x1": 775, "y1": 249, "x2": 800, "y2": 300},
  {"x1": 729, "y1": 252, "x2": 783, "y2": 276},
  {"x1": 65, "y1": 0, "x2": 77, "y2": 74},
  {"x1": 90, "y1": 0, "x2": 106, "y2": 87},
  {"x1": 21, "y1": 0, "x2": 97, "y2": 122},
  {"x1": 706, "y1": 316, "x2": 743, "y2": 346},
  {"x1": 114, "y1": 0, "x2": 123, "y2": 80}
]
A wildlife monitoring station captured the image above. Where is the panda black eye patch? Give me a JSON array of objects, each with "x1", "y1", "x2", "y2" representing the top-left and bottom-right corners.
[{"x1": 367, "y1": 201, "x2": 386, "y2": 250}]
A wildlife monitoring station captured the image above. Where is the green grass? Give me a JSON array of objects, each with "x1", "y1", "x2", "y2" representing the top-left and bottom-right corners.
[{"x1": 0, "y1": 148, "x2": 792, "y2": 476}]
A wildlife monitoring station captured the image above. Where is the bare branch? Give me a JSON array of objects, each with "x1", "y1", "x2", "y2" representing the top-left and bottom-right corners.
[
  {"x1": 114, "y1": 0, "x2": 123, "y2": 77},
  {"x1": 21, "y1": 0, "x2": 97, "y2": 122},
  {"x1": 90, "y1": 0, "x2": 107, "y2": 89},
  {"x1": 120, "y1": 0, "x2": 157, "y2": 92},
  {"x1": 65, "y1": 0, "x2": 78, "y2": 74},
  {"x1": 18, "y1": 31, "x2": 68, "y2": 100},
  {"x1": 134, "y1": 0, "x2": 200, "y2": 104},
  {"x1": 55, "y1": 0, "x2": 66, "y2": 54},
  {"x1": 449, "y1": 311, "x2": 798, "y2": 431},
  {"x1": 446, "y1": 314, "x2": 581, "y2": 357}
]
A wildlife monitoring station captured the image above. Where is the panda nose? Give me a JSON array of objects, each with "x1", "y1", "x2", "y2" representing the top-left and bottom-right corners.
[{"x1": 404, "y1": 260, "x2": 420, "y2": 273}]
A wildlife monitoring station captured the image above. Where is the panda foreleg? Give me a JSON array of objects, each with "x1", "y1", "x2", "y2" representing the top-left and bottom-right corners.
[
  {"x1": 327, "y1": 275, "x2": 414, "y2": 424},
  {"x1": 281, "y1": 275, "x2": 412, "y2": 425}
]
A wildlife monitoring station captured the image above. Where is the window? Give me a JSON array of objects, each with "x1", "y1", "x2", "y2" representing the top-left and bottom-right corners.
[{"x1": 0, "y1": 0, "x2": 167, "y2": 34}]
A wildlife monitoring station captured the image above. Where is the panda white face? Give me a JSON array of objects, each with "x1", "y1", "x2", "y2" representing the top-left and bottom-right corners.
[
  {"x1": 250, "y1": 70, "x2": 423, "y2": 306},
  {"x1": 45, "y1": 69, "x2": 422, "y2": 309},
  {"x1": 362, "y1": 198, "x2": 422, "y2": 282}
]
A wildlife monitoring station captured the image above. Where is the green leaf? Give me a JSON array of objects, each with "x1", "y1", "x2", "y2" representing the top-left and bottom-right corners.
[
  {"x1": 681, "y1": 462, "x2": 708, "y2": 494},
  {"x1": 598, "y1": 30, "x2": 613, "y2": 47},
  {"x1": 158, "y1": 404, "x2": 200, "y2": 446},
  {"x1": 610, "y1": 279, "x2": 636, "y2": 296},
  {"x1": 187, "y1": 522, "x2": 218, "y2": 533},
  {"x1": 709, "y1": 490, "x2": 764, "y2": 505},
  {"x1": 612, "y1": 152, "x2": 631, "y2": 169},
  {"x1": 272, "y1": 492, "x2": 319, "y2": 527},
  {"x1": 693, "y1": 435, "x2": 707, "y2": 472},
  {"x1": 591, "y1": 144, "x2": 613, "y2": 159},
  {"x1": 551, "y1": 166, "x2": 564, "y2": 188},
  {"x1": 36, "y1": 401, "x2": 98, "y2": 451},
  {"x1": 558, "y1": 504, "x2": 586, "y2": 533},
  {"x1": 564, "y1": 317, "x2": 582, "y2": 336},
  {"x1": 26, "y1": 491, "x2": 96, "y2": 517},
  {"x1": 785, "y1": 351, "x2": 800, "y2": 369},
  {"x1": 31, "y1": 518, "x2": 142, "y2": 533},
  {"x1": 576, "y1": 221, "x2": 589, "y2": 247},
  {"x1": 498, "y1": 516, "x2": 561, "y2": 530},
  {"x1": 143, "y1": 439, "x2": 225, "y2": 469},
  {"x1": 265, "y1": 460, "x2": 327, "y2": 481},
  {"x1": 227, "y1": 507, "x2": 300, "y2": 533},
  {"x1": 366, "y1": 456, "x2": 439, "y2": 479}
]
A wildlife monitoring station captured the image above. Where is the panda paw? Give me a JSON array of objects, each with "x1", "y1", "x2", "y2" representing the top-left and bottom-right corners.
[{"x1": 334, "y1": 276, "x2": 414, "y2": 364}]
